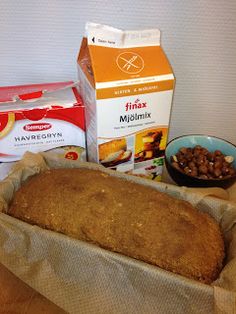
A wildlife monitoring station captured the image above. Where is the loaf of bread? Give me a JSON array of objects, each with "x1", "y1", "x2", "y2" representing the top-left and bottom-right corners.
[{"x1": 7, "y1": 168, "x2": 225, "y2": 283}]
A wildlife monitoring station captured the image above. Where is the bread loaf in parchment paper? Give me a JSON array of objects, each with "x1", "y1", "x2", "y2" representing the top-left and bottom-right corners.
[{"x1": 7, "y1": 167, "x2": 225, "y2": 284}]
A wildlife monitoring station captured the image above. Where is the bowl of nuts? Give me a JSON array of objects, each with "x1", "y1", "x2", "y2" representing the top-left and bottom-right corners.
[{"x1": 165, "y1": 134, "x2": 236, "y2": 188}]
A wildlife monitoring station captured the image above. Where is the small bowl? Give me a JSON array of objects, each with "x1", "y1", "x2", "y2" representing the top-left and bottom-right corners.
[{"x1": 165, "y1": 134, "x2": 236, "y2": 188}]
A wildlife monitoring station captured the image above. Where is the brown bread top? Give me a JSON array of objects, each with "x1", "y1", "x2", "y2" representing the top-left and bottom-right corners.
[{"x1": 7, "y1": 168, "x2": 225, "y2": 283}]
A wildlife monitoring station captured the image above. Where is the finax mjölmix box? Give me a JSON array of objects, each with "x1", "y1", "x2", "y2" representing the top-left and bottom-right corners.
[{"x1": 77, "y1": 23, "x2": 175, "y2": 180}]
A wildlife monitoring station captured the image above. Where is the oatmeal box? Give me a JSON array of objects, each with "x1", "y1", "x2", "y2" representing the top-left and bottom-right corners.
[
  {"x1": 77, "y1": 22, "x2": 175, "y2": 180},
  {"x1": 0, "y1": 82, "x2": 86, "y2": 176}
]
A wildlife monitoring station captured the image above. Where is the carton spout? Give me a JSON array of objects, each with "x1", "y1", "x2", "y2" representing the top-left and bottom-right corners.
[{"x1": 86, "y1": 22, "x2": 161, "y2": 48}]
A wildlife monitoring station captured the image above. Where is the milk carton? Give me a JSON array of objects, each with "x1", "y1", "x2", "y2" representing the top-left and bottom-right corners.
[{"x1": 77, "y1": 23, "x2": 175, "y2": 180}]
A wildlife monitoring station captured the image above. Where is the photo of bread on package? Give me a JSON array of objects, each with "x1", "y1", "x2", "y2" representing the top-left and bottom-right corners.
[{"x1": 99, "y1": 138, "x2": 132, "y2": 168}]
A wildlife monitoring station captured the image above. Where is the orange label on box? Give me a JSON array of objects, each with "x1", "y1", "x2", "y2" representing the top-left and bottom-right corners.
[{"x1": 89, "y1": 45, "x2": 173, "y2": 83}]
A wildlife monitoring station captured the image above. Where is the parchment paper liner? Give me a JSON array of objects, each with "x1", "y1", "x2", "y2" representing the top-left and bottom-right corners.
[{"x1": 0, "y1": 152, "x2": 236, "y2": 313}]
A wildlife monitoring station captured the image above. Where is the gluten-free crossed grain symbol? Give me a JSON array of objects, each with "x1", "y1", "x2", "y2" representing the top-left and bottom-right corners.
[
  {"x1": 121, "y1": 55, "x2": 139, "y2": 70},
  {"x1": 116, "y1": 52, "x2": 144, "y2": 74}
]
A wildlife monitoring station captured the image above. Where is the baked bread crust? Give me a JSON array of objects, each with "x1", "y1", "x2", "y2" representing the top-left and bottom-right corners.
[{"x1": 7, "y1": 168, "x2": 225, "y2": 283}]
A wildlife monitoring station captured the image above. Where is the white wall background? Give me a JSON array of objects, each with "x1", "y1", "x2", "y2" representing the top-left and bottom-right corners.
[{"x1": 0, "y1": 0, "x2": 236, "y2": 144}]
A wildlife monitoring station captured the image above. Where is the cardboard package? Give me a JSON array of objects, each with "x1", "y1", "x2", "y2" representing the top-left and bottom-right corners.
[
  {"x1": 77, "y1": 23, "x2": 175, "y2": 180},
  {"x1": 0, "y1": 152, "x2": 236, "y2": 313},
  {"x1": 0, "y1": 82, "x2": 86, "y2": 179}
]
